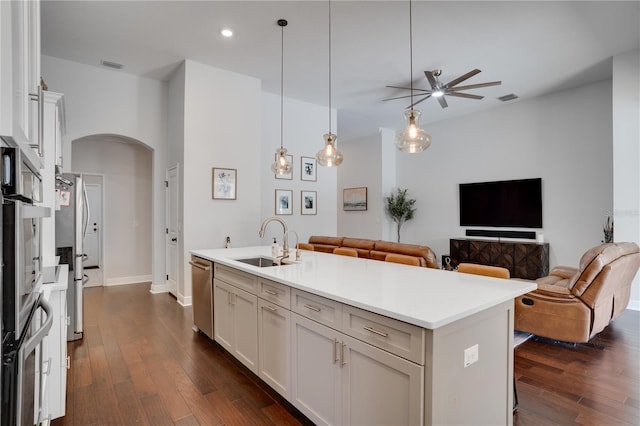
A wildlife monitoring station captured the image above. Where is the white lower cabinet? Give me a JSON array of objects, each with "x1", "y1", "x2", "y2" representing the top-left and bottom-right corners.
[
  {"x1": 213, "y1": 278, "x2": 258, "y2": 374},
  {"x1": 291, "y1": 312, "x2": 424, "y2": 426},
  {"x1": 257, "y1": 299, "x2": 290, "y2": 398}
]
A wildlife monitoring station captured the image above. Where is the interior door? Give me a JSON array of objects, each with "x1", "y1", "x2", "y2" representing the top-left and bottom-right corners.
[
  {"x1": 83, "y1": 183, "x2": 101, "y2": 268},
  {"x1": 165, "y1": 166, "x2": 179, "y2": 296}
]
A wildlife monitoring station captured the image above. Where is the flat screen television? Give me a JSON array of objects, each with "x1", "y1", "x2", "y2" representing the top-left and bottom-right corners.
[{"x1": 459, "y1": 178, "x2": 542, "y2": 228}]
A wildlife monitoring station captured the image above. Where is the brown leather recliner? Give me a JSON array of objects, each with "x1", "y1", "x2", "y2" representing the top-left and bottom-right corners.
[{"x1": 515, "y1": 242, "x2": 640, "y2": 343}]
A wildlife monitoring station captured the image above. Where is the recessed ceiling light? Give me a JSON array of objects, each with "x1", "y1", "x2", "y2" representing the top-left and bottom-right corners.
[{"x1": 220, "y1": 28, "x2": 233, "y2": 38}]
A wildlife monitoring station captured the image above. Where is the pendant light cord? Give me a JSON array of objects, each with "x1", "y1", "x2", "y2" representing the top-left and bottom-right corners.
[
  {"x1": 328, "y1": 0, "x2": 332, "y2": 134},
  {"x1": 409, "y1": 0, "x2": 414, "y2": 110},
  {"x1": 280, "y1": 21, "x2": 284, "y2": 149}
]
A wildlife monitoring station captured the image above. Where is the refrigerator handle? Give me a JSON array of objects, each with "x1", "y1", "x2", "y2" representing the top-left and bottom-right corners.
[
  {"x1": 82, "y1": 182, "x2": 90, "y2": 241},
  {"x1": 75, "y1": 278, "x2": 83, "y2": 334}
]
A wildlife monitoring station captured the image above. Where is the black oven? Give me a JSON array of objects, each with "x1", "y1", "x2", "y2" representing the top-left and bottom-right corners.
[
  {"x1": 2, "y1": 199, "x2": 48, "y2": 340},
  {"x1": 1, "y1": 147, "x2": 42, "y2": 203}
]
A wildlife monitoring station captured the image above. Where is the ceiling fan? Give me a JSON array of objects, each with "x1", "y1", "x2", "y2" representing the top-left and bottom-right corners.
[{"x1": 384, "y1": 68, "x2": 502, "y2": 109}]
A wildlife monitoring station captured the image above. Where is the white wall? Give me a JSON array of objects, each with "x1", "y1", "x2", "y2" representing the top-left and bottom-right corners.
[
  {"x1": 260, "y1": 93, "x2": 338, "y2": 245},
  {"x1": 72, "y1": 137, "x2": 152, "y2": 284},
  {"x1": 177, "y1": 60, "x2": 262, "y2": 305},
  {"x1": 613, "y1": 49, "x2": 640, "y2": 310},
  {"x1": 41, "y1": 55, "x2": 168, "y2": 292}
]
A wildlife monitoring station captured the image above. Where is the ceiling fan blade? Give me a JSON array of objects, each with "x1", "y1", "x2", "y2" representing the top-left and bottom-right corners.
[
  {"x1": 407, "y1": 94, "x2": 432, "y2": 109},
  {"x1": 424, "y1": 70, "x2": 438, "y2": 90},
  {"x1": 385, "y1": 85, "x2": 431, "y2": 92},
  {"x1": 448, "y1": 81, "x2": 502, "y2": 91},
  {"x1": 383, "y1": 94, "x2": 419, "y2": 102},
  {"x1": 445, "y1": 69, "x2": 481, "y2": 88},
  {"x1": 446, "y1": 92, "x2": 484, "y2": 100},
  {"x1": 437, "y1": 96, "x2": 448, "y2": 109}
]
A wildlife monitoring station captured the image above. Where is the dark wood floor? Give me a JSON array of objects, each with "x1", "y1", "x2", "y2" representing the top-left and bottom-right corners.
[{"x1": 52, "y1": 282, "x2": 639, "y2": 425}]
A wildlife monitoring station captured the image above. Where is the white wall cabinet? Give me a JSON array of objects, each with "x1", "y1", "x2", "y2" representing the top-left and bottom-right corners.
[
  {"x1": 213, "y1": 278, "x2": 258, "y2": 374},
  {"x1": 0, "y1": 0, "x2": 42, "y2": 157}
]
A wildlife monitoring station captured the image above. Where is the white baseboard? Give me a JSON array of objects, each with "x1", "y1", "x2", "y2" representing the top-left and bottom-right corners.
[
  {"x1": 178, "y1": 294, "x2": 192, "y2": 306},
  {"x1": 105, "y1": 274, "x2": 153, "y2": 286},
  {"x1": 149, "y1": 282, "x2": 169, "y2": 294},
  {"x1": 626, "y1": 300, "x2": 640, "y2": 311}
]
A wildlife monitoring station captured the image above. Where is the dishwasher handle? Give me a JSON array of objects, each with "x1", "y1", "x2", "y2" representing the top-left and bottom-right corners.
[{"x1": 189, "y1": 261, "x2": 211, "y2": 271}]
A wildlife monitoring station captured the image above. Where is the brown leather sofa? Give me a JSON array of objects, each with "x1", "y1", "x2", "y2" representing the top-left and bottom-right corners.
[
  {"x1": 515, "y1": 242, "x2": 640, "y2": 343},
  {"x1": 307, "y1": 236, "x2": 438, "y2": 268}
]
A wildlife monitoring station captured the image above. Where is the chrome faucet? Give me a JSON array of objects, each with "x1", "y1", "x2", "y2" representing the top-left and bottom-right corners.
[
  {"x1": 259, "y1": 217, "x2": 289, "y2": 260},
  {"x1": 284, "y1": 230, "x2": 300, "y2": 261}
]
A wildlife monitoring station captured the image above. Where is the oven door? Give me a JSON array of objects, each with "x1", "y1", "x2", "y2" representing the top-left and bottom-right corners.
[
  {"x1": 0, "y1": 147, "x2": 42, "y2": 203},
  {"x1": 1, "y1": 295, "x2": 53, "y2": 426},
  {"x1": 2, "y1": 200, "x2": 49, "y2": 340}
]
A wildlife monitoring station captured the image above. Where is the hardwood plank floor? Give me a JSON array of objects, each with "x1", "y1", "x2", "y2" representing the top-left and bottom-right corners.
[{"x1": 53, "y1": 283, "x2": 639, "y2": 425}]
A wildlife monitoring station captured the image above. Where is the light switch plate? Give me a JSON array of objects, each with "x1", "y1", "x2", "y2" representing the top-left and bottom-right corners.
[{"x1": 464, "y1": 344, "x2": 479, "y2": 368}]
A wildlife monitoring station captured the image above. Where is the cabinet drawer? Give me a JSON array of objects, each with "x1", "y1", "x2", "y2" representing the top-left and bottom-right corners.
[
  {"x1": 342, "y1": 305, "x2": 424, "y2": 365},
  {"x1": 214, "y1": 263, "x2": 258, "y2": 295},
  {"x1": 258, "y1": 278, "x2": 290, "y2": 309},
  {"x1": 291, "y1": 289, "x2": 342, "y2": 330}
]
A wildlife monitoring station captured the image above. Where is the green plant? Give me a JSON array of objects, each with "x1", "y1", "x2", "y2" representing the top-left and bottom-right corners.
[{"x1": 385, "y1": 188, "x2": 417, "y2": 243}]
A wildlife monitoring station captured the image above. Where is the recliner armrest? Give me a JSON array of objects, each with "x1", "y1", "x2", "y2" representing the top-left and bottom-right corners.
[
  {"x1": 549, "y1": 265, "x2": 579, "y2": 279},
  {"x1": 532, "y1": 283, "x2": 574, "y2": 299}
]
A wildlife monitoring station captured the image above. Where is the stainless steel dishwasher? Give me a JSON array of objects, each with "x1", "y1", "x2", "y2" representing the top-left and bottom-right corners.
[{"x1": 189, "y1": 255, "x2": 214, "y2": 339}]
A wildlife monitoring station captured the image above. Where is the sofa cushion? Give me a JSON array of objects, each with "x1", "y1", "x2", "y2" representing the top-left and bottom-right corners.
[
  {"x1": 309, "y1": 236, "x2": 344, "y2": 246},
  {"x1": 342, "y1": 238, "x2": 375, "y2": 259},
  {"x1": 374, "y1": 240, "x2": 438, "y2": 269}
]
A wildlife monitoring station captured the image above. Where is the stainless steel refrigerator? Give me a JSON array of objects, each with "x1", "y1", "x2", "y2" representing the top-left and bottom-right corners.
[{"x1": 55, "y1": 173, "x2": 88, "y2": 341}]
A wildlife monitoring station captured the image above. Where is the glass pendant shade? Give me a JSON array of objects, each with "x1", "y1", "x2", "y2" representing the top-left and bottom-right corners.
[
  {"x1": 271, "y1": 147, "x2": 292, "y2": 175},
  {"x1": 316, "y1": 133, "x2": 343, "y2": 167},
  {"x1": 395, "y1": 109, "x2": 431, "y2": 153}
]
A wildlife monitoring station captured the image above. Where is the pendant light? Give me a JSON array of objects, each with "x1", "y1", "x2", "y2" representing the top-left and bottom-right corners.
[
  {"x1": 271, "y1": 19, "x2": 293, "y2": 175},
  {"x1": 316, "y1": 0, "x2": 343, "y2": 167},
  {"x1": 395, "y1": 0, "x2": 431, "y2": 153}
]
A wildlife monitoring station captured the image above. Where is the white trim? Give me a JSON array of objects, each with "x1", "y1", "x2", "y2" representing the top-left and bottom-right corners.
[
  {"x1": 150, "y1": 282, "x2": 169, "y2": 294},
  {"x1": 178, "y1": 295, "x2": 192, "y2": 307},
  {"x1": 626, "y1": 302, "x2": 640, "y2": 311},
  {"x1": 105, "y1": 274, "x2": 153, "y2": 286}
]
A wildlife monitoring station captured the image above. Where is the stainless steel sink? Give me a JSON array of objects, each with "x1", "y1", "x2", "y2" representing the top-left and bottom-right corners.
[{"x1": 235, "y1": 256, "x2": 279, "y2": 267}]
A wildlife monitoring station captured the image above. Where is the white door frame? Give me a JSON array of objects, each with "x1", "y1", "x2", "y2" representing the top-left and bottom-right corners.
[
  {"x1": 81, "y1": 173, "x2": 105, "y2": 286},
  {"x1": 165, "y1": 164, "x2": 180, "y2": 300}
]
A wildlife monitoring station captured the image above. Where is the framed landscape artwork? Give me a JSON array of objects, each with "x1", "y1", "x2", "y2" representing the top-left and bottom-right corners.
[
  {"x1": 274, "y1": 154, "x2": 294, "y2": 180},
  {"x1": 343, "y1": 187, "x2": 367, "y2": 211},
  {"x1": 301, "y1": 156, "x2": 317, "y2": 181},
  {"x1": 301, "y1": 190, "x2": 317, "y2": 215},
  {"x1": 212, "y1": 167, "x2": 237, "y2": 200},
  {"x1": 275, "y1": 189, "x2": 293, "y2": 215}
]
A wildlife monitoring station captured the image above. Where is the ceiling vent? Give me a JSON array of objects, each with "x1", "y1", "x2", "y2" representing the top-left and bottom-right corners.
[
  {"x1": 498, "y1": 93, "x2": 518, "y2": 102},
  {"x1": 101, "y1": 60, "x2": 123, "y2": 70}
]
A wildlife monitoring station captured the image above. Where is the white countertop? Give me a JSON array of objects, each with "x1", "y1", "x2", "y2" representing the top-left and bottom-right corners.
[{"x1": 191, "y1": 246, "x2": 537, "y2": 330}]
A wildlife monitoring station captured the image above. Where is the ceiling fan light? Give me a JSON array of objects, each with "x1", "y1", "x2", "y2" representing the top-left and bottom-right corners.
[
  {"x1": 432, "y1": 89, "x2": 444, "y2": 98},
  {"x1": 396, "y1": 109, "x2": 431, "y2": 153},
  {"x1": 271, "y1": 147, "x2": 292, "y2": 175},
  {"x1": 316, "y1": 133, "x2": 343, "y2": 167}
]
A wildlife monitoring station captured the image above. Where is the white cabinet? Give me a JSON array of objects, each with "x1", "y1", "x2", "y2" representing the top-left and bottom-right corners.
[
  {"x1": 0, "y1": 0, "x2": 42, "y2": 157},
  {"x1": 213, "y1": 278, "x2": 258, "y2": 374},
  {"x1": 39, "y1": 265, "x2": 69, "y2": 424},
  {"x1": 291, "y1": 289, "x2": 424, "y2": 426},
  {"x1": 258, "y1": 298, "x2": 290, "y2": 398}
]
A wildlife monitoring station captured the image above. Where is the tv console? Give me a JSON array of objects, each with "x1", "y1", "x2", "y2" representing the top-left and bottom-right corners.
[{"x1": 449, "y1": 238, "x2": 549, "y2": 280}]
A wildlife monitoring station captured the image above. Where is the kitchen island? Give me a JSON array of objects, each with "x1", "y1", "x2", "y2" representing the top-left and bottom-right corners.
[{"x1": 191, "y1": 246, "x2": 536, "y2": 426}]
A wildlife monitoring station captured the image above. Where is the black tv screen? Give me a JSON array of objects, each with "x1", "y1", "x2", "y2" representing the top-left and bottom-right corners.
[{"x1": 459, "y1": 178, "x2": 542, "y2": 228}]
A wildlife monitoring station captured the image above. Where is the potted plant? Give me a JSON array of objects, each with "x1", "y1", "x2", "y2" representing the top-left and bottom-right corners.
[
  {"x1": 603, "y1": 215, "x2": 613, "y2": 243},
  {"x1": 385, "y1": 188, "x2": 416, "y2": 243}
]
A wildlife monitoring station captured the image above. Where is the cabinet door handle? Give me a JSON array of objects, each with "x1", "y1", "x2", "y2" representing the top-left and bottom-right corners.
[
  {"x1": 303, "y1": 303, "x2": 321, "y2": 312},
  {"x1": 333, "y1": 338, "x2": 339, "y2": 364},
  {"x1": 341, "y1": 342, "x2": 347, "y2": 367},
  {"x1": 263, "y1": 304, "x2": 277, "y2": 312},
  {"x1": 29, "y1": 86, "x2": 44, "y2": 157},
  {"x1": 189, "y1": 261, "x2": 210, "y2": 271},
  {"x1": 363, "y1": 326, "x2": 389, "y2": 338},
  {"x1": 263, "y1": 288, "x2": 278, "y2": 296}
]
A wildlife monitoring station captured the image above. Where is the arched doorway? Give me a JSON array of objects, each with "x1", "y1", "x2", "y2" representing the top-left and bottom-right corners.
[{"x1": 71, "y1": 134, "x2": 153, "y2": 287}]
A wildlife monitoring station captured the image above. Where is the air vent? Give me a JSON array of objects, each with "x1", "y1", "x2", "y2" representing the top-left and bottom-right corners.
[
  {"x1": 498, "y1": 93, "x2": 518, "y2": 102},
  {"x1": 100, "y1": 60, "x2": 124, "y2": 70}
]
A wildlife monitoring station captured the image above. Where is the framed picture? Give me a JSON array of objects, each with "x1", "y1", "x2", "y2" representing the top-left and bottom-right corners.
[
  {"x1": 275, "y1": 189, "x2": 293, "y2": 215},
  {"x1": 301, "y1": 190, "x2": 317, "y2": 215},
  {"x1": 212, "y1": 167, "x2": 237, "y2": 200},
  {"x1": 274, "y1": 154, "x2": 293, "y2": 180},
  {"x1": 343, "y1": 187, "x2": 367, "y2": 211},
  {"x1": 301, "y1": 156, "x2": 317, "y2": 182}
]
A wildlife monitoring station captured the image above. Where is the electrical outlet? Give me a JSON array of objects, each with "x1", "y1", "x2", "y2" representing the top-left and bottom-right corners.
[{"x1": 464, "y1": 344, "x2": 479, "y2": 368}]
